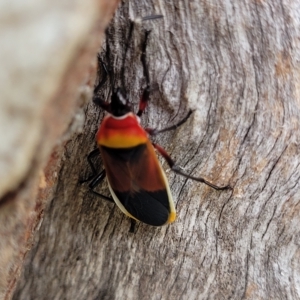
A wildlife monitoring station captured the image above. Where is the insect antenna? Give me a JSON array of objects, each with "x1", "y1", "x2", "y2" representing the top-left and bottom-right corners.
[
  {"x1": 92, "y1": 40, "x2": 115, "y2": 112},
  {"x1": 120, "y1": 20, "x2": 135, "y2": 93}
]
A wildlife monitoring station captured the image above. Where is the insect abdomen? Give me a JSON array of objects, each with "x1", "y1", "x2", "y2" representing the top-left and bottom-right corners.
[{"x1": 100, "y1": 143, "x2": 176, "y2": 226}]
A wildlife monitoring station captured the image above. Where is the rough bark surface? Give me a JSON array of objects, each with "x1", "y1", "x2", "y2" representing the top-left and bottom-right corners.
[
  {"x1": 13, "y1": 0, "x2": 300, "y2": 299},
  {"x1": 0, "y1": 0, "x2": 119, "y2": 299}
]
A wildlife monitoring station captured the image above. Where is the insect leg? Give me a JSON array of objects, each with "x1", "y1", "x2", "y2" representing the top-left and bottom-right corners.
[
  {"x1": 137, "y1": 30, "x2": 151, "y2": 117},
  {"x1": 129, "y1": 219, "x2": 137, "y2": 233},
  {"x1": 145, "y1": 110, "x2": 193, "y2": 136},
  {"x1": 137, "y1": 16, "x2": 163, "y2": 117},
  {"x1": 80, "y1": 148, "x2": 114, "y2": 202},
  {"x1": 80, "y1": 148, "x2": 101, "y2": 183},
  {"x1": 88, "y1": 169, "x2": 114, "y2": 203},
  {"x1": 152, "y1": 143, "x2": 232, "y2": 190}
]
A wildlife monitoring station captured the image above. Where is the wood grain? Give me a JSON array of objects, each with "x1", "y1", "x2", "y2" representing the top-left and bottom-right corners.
[{"x1": 13, "y1": 0, "x2": 300, "y2": 299}]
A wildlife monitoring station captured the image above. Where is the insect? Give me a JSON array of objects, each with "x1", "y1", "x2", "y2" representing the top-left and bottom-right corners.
[{"x1": 82, "y1": 16, "x2": 231, "y2": 232}]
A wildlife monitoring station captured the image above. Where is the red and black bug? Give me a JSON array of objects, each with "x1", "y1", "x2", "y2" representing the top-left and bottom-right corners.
[{"x1": 82, "y1": 16, "x2": 231, "y2": 232}]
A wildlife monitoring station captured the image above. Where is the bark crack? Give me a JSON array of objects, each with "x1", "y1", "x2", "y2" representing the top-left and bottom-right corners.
[
  {"x1": 261, "y1": 145, "x2": 288, "y2": 192},
  {"x1": 261, "y1": 204, "x2": 277, "y2": 239},
  {"x1": 242, "y1": 250, "x2": 251, "y2": 300}
]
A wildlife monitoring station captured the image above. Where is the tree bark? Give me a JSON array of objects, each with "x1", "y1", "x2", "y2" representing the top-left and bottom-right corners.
[
  {"x1": 0, "y1": 0, "x2": 119, "y2": 299},
  {"x1": 13, "y1": 0, "x2": 300, "y2": 299}
]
